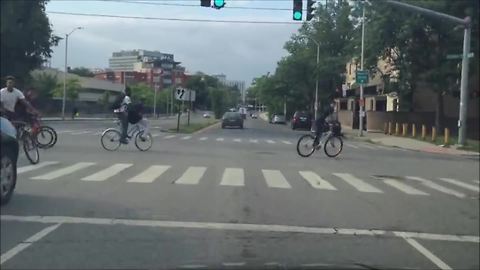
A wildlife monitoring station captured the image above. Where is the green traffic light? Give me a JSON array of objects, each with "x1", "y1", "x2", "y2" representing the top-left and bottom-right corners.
[
  {"x1": 214, "y1": 0, "x2": 225, "y2": 8},
  {"x1": 293, "y1": 11, "x2": 302, "y2": 20}
]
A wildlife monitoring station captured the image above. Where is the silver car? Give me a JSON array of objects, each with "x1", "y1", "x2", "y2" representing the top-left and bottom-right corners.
[{"x1": 272, "y1": 114, "x2": 286, "y2": 124}]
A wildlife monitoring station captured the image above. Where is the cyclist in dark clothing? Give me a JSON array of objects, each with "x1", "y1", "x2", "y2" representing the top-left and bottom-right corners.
[{"x1": 314, "y1": 104, "x2": 335, "y2": 146}]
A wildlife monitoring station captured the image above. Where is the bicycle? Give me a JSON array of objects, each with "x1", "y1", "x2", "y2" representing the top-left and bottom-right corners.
[
  {"x1": 27, "y1": 115, "x2": 57, "y2": 149},
  {"x1": 296, "y1": 129, "x2": 343, "y2": 158},
  {"x1": 11, "y1": 120, "x2": 40, "y2": 164},
  {"x1": 100, "y1": 118, "x2": 153, "y2": 151}
]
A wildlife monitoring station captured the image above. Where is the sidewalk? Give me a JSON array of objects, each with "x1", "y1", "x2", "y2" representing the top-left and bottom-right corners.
[{"x1": 343, "y1": 127, "x2": 479, "y2": 157}]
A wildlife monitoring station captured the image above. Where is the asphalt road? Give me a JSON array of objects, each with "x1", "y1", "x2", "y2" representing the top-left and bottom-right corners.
[{"x1": 1, "y1": 116, "x2": 479, "y2": 269}]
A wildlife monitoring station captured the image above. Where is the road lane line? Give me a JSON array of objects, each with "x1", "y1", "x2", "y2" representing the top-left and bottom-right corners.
[
  {"x1": 299, "y1": 171, "x2": 337, "y2": 190},
  {"x1": 249, "y1": 139, "x2": 258, "y2": 143},
  {"x1": 220, "y1": 168, "x2": 244, "y2": 186},
  {"x1": 233, "y1": 138, "x2": 242, "y2": 142},
  {"x1": 163, "y1": 135, "x2": 176, "y2": 139},
  {"x1": 266, "y1": 140, "x2": 276, "y2": 144},
  {"x1": 174, "y1": 166, "x2": 207, "y2": 185},
  {"x1": 18, "y1": 161, "x2": 59, "y2": 174},
  {"x1": 151, "y1": 133, "x2": 161, "y2": 137},
  {"x1": 181, "y1": 136, "x2": 192, "y2": 140},
  {"x1": 345, "y1": 143, "x2": 359, "y2": 149},
  {"x1": 395, "y1": 232, "x2": 452, "y2": 270},
  {"x1": 262, "y1": 170, "x2": 291, "y2": 189},
  {"x1": 281, "y1": 140, "x2": 292, "y2": 145},
  {"x1": 56, "y1": 130, "x2": 74, "y2": 134},
  {"x1": 216, "y1": 137, "x2": 224, "y2": 142},
  {"x1": 438, "y1": 178, "x2": 479, "y2": 192},
  {"x1": 198, "y1": 137, "x2": 208, "y2": 141},
  {"x1": 0, "y1": 223, "x2": 61, "y2": 265},
  {"x1": 382, "y1": 178, "x2": 429, "y2": 195},
  {"x1": 222, "y1": 262, "x2": 246, "y2": 267},
  {"x1": 406, "y1": 176, "x2": 466, "y2": 198},
  {"x1": 333, "y1": 173, "x2": 383, "y2": 193},
  {"x1": 31, "y1": 162, "x2": 95, "y2": 180},
  {"x1": 3, "y1": 214, "x2": 479, "y2": 243},
  {"x1": 70, "y1": 131, "x2": 91, "y2": 135},
  {"x1": 82, "y1": 163, "x2": 133, "y2": 181},
  {"x1": 127, "y1": 165, "x2": 170, "y2": 183}
]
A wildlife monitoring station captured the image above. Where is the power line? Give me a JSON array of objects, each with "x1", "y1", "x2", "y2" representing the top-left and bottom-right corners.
[
  {"x1": 101, "y1": 0, "x2": 292, "y2": 11},
  {"x1": 47, "y1": 11, "x2": 303, "y2": 24}
]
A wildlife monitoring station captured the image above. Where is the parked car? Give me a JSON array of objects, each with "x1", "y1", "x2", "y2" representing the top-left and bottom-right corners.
[
  {"x1": 272, "y1": 114, "x2": 286, "y2": 124},
  {"x1": 1, "y1": 117, "x2": 19, "y2": 205},
  {"x1": 203, "y1": 112, "x2": 211, "y2": 118},
  {"x1": 251, "y1": 113, "x2": 258, "y2": 119},
  {"x1": 221, "y1": 112, "x2": 244, "y2": 129},
  {"x1": 291, "y1": 111, "x2": 312, "y2": 130}
]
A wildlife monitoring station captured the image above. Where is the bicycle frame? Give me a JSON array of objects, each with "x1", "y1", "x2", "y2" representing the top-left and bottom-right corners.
[{"x1": 114, "y1": 120, "x2": 148, "y2": 138}]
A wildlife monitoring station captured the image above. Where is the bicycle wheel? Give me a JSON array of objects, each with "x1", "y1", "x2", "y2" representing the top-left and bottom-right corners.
[
  {"x1": 23, "y1": 134, "x2": 40, "y2": 164},
  {"x1": 296, "y1": 134, "x2": 316, "y2": 157},
  {"x1": 101, "y1": 129, "x2": 121, "y2": 151},
  {"x1": 134, "y1": 131, "x2": 152, "y2": 151},
  {"x1": 324, "y1": 135, "x2": 343, "y2": 158},
  {"x1": 36, "y1": 126, "x2": 56, "y2": 148}
]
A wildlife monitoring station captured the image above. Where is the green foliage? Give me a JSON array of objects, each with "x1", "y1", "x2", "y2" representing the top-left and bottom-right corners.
[
  {"x1": 29, "y1": 72, "x2": 57, "y2": 101},
  {"x1": 0, "y1": 0, "x2": 60, "y2": 85},
  {"x1": 51, "y1": 78, "x2": 81, "y2": 103},
  {"x1": 70, "y1": 67, "x2": 95, "y2": 77}
]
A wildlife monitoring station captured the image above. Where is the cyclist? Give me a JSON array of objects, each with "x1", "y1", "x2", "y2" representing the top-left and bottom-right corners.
[
  {"x1": 115, "y1": 86, "x2": 132, "y2": 144},
  {"x1": 313, "y1": 103, "x2": 335, "y2": 146},
  {"x1": 128, "y1": 99, "x2": 150, "y2": 140},
  {"x1": 0, "y1": 76, "x2": 40, "y2": 124}
]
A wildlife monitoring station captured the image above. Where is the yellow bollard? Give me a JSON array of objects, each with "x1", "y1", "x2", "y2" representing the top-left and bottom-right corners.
[
  {"x1": 432, "y1": 127, "x2": 437, "y2": 142},
  {"x1": 388, "y1": 122, "x2": 393, "y2": 135},
  {"x1": 402, "y1": 123, "x2": 408, "y2": 137},
  {"x1": 421, "y1": 125, "x2": 426, "y2": 140},
  {"x1": 412, "y1": 124, "x2": 416, "y2": 138},
  {"x1": 444, "y1": 128, "x2": 450, "y2": 145},
  {"x1": 395, "y1": 123, "x2": 399, "y2": 136}
]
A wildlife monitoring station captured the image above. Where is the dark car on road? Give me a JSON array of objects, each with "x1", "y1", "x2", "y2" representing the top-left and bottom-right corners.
[
  {"x1": 221, "y1": 112, "x2": 244, "y2": 129},
  {"x1": 1, "y1": 117, "x2": 19, "y2": 205},
  {"x1": 291, "y1": 111, "x2": 312, "y2": 130}
]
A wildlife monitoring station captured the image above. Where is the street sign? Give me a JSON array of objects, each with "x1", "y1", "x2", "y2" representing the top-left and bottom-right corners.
[
  {"x1": 446, "y1": 52, "x2": 474, "y2": 60},
  {"x1": 356, "y1": 70, "x2": 369, "y2": 84},
  {"x1": 175, "y1": 88, "x2": 196, "y2": 102}
]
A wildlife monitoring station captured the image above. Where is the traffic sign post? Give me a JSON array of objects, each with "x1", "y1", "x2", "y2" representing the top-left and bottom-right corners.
[{"x1": 356, "y1": 70, "x2": 369, "y2": 84}]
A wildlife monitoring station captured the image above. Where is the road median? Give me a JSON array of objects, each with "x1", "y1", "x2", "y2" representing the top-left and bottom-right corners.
[{"x1": 167, "y1": 120, "x2": 220, "y2": 134}]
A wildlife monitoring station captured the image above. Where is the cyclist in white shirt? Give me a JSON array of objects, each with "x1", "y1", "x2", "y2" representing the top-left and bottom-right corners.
[{"x1": 0, "y1": 76, "x2": 40, "y2": 122}]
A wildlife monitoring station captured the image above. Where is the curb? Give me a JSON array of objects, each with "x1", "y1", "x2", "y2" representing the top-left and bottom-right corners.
[{"x1": 193, "y1": 121, "x2": 221, "y2": 135}]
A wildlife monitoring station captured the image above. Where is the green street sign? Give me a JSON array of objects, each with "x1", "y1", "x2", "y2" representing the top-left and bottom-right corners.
[
  {"x1": 446, "y1": 52, "x2": 474, "y2": 59},
  {"x1": 356, "y1": 70, "x2": 369, "y2": 84}
]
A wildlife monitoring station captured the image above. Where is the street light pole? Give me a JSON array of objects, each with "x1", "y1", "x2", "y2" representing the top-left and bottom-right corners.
[
  {"x1": 62, "y1": 27, "x2": 82, "y2": 120},
  {"x1": 307, "y1": 38, "x2": 320, "y2": 120},
  {"x1": 359, "y1": 3, "x2": 366, "y2": 136}
]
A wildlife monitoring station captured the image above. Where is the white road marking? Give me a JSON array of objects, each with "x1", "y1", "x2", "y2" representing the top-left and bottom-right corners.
[
  {"x1": 2, "y1": 215, "x2": 478, "y2": 243},
  {"x1": 70, "y1": 131, "x2": 91, "y2": 135},
  {"x1": 382, "y1": 178, "x2": 429, "y2": 195},
  {"x1": 249, "y1": 139, "x2": 258, "y2": 143},
  {"x1": 181, "y1": 136, "x2": 192, "y2": 140},
  {"x1": 233, "y1": 138, "x2": 242, "y2": 142},
  {"x1": 333, "y1": 173, "x2": 383, "y2": 193},
  {"x1": 473, "y1": 180, "x2": 480, "y2": 184},
  {"x1": 216, "y1": 137, "x2": 224, "y2": 142},
  {"x1": 127, "y1": 165, "x2": 170, "y2": 183},
  {"x1": 222, "y1": 262, "x2": 246, "y2": 267},
  {"x1": 281, "y1": 140, "x2": 292, "y2": 145},
  {"x1": 174, "y1": 166, "x2": 207, "y2": 185},
  {"x1": 0, "y1": 223, "x2": 61, "y2": 265},
  {"x1": 266, "y1": 140, "x2": 276, "y2": 144},
  {"x1": 407, "y1": 176, "x2": 466, "y2": 198},
  {"x1": 299, "y1": 171, "x2": 337, "y2": 190},
  {"x1": 17, "y1": 161, "x2": 59, "y2": 174},
  {"x1": 151, "y1": 133, "x2": 161, "y2": 137},
  {"x1": 262, "y1": 170, "x2": 291, "y2": 189},
  {"x1": 345, "y1": 143, "x2": 359, "y2": 149},
  {"x1": 395, "y1": 232, "x2": 452, "y2": 270},
  {"x1": 220, "y1": 168, "x2": 244, "y2": 186},
  {"x1": 82, "y1": 163, "x2": 133, "y2": 181},
  {"x1": 438, "y1": 178, "x2": 479, "y2": 192},
  {"x1": 31, "y1": 162, "x2": 95, "y2": 180},
  {"x1": 198, "y1": 137, "x2": 208, "y2": 141},
  {"x1": 163, "y1": 135, "x2": 176, "y2": 139},
  {"x1": 56, "y1": 130, "x2": 74, "y2": 134},
  {"x1": 93, "y1": 131, "x2": 103, "y2": 135}
]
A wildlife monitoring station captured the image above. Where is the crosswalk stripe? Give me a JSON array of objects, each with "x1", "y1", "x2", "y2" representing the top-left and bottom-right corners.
[
  {"x1": 262, "y1": 170, "x2": 291, "y2": 189},
  {"x1": 345, "y1": 143, "x2": 359, "y2": 149},
  {"x1": 181, "y1": 136, "x2": 192, "y2": 140},
  {"x1": 220, "y1": 168, "x2": 245, "y2": 186},
  {"x1": 233, "y1": 138, "x2": 242, "y2": 142},
  {"x1": 381, "y1": 178, "x2": 429, "y2": 195},
  {"x1": 281, "y1": 140, "x2": 292, "y2": 145},
  {"x1": 216, "y1": 138, "x2": 224, "y2": 142},
  {"x1": 266, "y1": 140, "x2": 275, "y2": 144},
  {"x1": 406, "y1": 176, "x2": 466, "y2": 198},
  {"x1": 163, "y1": 135, "x2": 176, "y2": 139},
  {"x1": 299, "y1": 171, "x2": 336, "y2": 190},
  {"x1": 174, "y1": 166, "x2": 207, "y2": 185},
  {"x1": 438, "y1": 178, "x2": 479, "y2": 192},
  {"x1": 333, "y1": 173, "x2": 383, "y2": 193},
  {"x1": 199, "y1": 137, "x2": 208, "y2": 141},
  {"x1": 18, "y1": 161, "x2": 59, "y2": 174},
  {"x1": 82, "y1": 163, "x2": 133, "y2": 181},
  {"x1": 249, "y1": 139, "x2": 258, "y2": 143},
  {"x1": 31, "y1": 162, "x2": 95, "y2": 180},
  {"x1": 127, "y1": 165, "x2": 170, "y2": 183}
]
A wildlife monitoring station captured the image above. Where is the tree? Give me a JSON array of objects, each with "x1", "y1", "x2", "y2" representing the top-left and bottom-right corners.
[
  {"x1": 70, "y1": 67, "x2": 95, "y2": 77},
  {"x1": 51, "y1": 78, "x2": 81, "y2": 104},
  {"x1": 29, "y1": 72, "x2": 57, "y2": 103},
  {"x1": 1, "y1": 0, "x2": 60, "y2": 86}
]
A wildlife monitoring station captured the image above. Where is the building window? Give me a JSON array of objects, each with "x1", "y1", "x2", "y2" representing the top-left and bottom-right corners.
[{"x1": 340, "y1": 101, "x2": 348, "y2": 110}]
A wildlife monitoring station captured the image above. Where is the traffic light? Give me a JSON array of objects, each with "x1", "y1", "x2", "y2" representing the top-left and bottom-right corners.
[
  {"x1": 307, "y1": 0, "x2": 316, "y2": 21},
  {"x1": 200, "y1": 0, "x2": 210, "y2": 7},
  {"x1": 293, "y1": 0, "x2": 302, "y2": 21},
  {"x1": 213, "y1": 0, "x2": 225, "y2": 9}
]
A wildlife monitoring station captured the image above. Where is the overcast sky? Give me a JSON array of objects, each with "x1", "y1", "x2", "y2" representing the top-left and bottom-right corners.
[{"x1": 46, "y1": 0, "x2": 303, "y2": 85}]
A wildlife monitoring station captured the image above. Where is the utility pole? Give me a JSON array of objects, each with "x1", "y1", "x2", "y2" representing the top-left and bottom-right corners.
[{"x1": 62, "y1": 27, "x2": 82, "y2": 120}]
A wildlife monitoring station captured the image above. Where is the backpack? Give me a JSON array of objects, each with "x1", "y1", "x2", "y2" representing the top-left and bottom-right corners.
[{"x1": 110, "y1": 93, "x2": 125, "y2": 110}]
